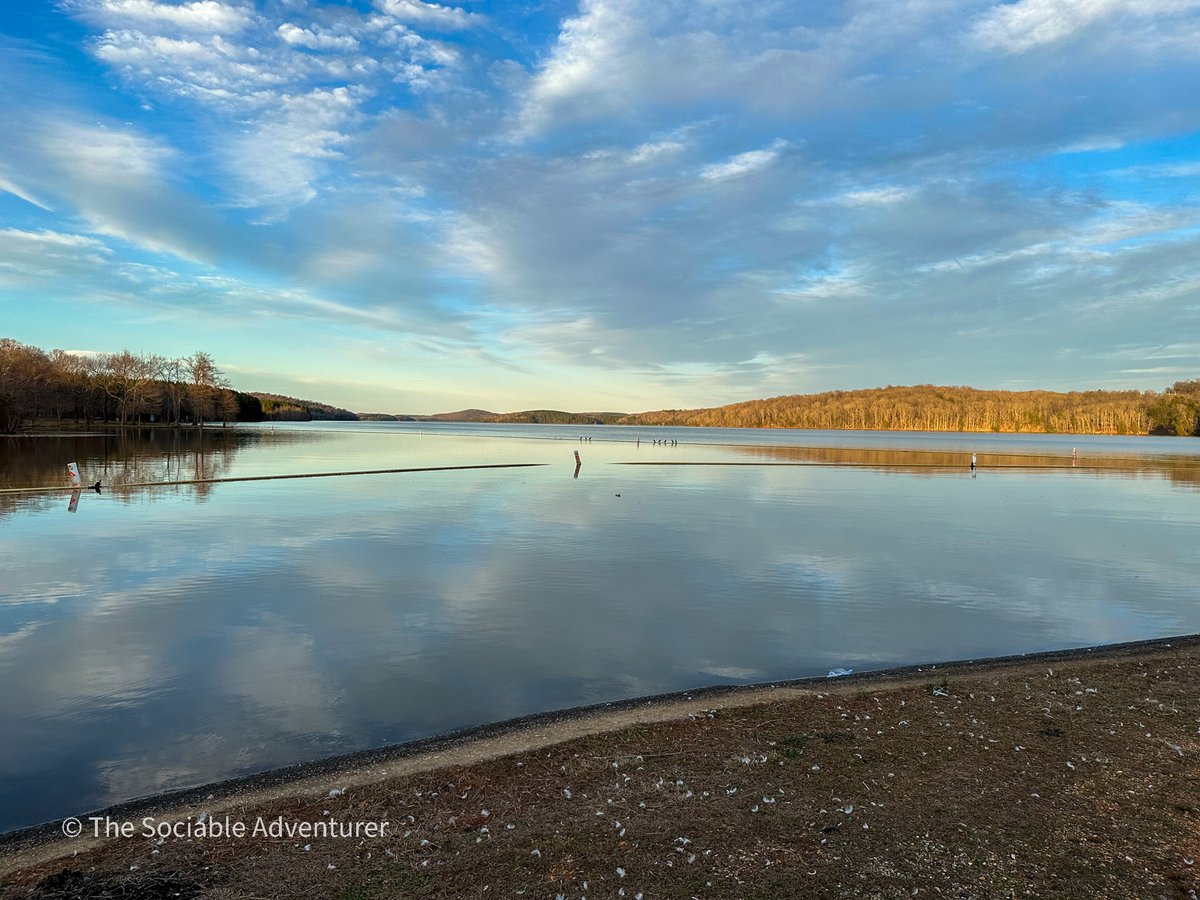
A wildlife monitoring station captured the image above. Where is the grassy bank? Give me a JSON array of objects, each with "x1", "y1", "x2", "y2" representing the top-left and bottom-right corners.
[{"x1": 2, "y1": 637, "x2": 1199, "y2": 898}]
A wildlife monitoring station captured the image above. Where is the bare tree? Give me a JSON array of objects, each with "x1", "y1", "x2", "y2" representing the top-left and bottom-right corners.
[
  {"x1": 48, "y1": 350, "x2": 105, "y2": 424},
  {"x1": 0, "y1": 339, "x2": 52, "y2": 432},
  {"x1": 100, "y1": 350, "x2": 162, "y2": 425},
  {"x1": 161, "y1": 357, "x2": 189, "y2": 425},
  {"x1": 186, "y1": 351, "x2": 227, "y2": 426}
]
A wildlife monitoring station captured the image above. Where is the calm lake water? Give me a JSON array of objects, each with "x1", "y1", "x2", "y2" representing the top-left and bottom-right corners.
[{"x1": 1, "y1": 423, "x2": 1199, "y2": 832}]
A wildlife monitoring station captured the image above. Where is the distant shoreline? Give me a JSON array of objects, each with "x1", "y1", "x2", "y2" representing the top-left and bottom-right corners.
[{"x1": 10, "y1": 417, "x2": 1198, "y2": 439}]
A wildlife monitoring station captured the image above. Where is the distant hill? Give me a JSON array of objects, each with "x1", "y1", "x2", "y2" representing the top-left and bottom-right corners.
[
  {"x1": 250, "y1": 392, "x2": 358, "y2": 421},
  {"x1": 421, "y1": 409, "x2": 498, "y2": 422},
  {"x1": 617, "y1": 384, "x2": 1192, "y2": 435},
  {"x1": 489, "y1": 410, "x2": 626, "y2": 425},
  {"x1": 395, "y1": 409, "x2": 627, "y2": 425},
  {"x1": 383, "y1": 408, "x2": 498, "y2": 422}
]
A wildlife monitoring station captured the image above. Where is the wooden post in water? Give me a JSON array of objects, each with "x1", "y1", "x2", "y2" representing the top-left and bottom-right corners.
[{"x1": 574, "y1": 450, "x2": 581, "y2": 479}]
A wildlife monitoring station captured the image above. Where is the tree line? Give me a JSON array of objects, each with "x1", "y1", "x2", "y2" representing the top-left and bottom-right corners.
[
  {"x1": 5, "y1": 336, "x2": 1199, "y2": 436},
  {"x1": 620, "y1": 383, "x2": 1200, "y2": 436},
  {"x1": 0, "y1": 338, "x2": 260, "y2": 432}
]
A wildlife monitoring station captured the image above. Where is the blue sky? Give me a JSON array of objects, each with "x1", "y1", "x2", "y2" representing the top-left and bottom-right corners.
[{"x1": 0, "y1": 0, "x2": 1198, "y2": 414}]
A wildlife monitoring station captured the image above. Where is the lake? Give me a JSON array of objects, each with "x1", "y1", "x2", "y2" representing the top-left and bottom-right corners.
[{"x1": 1, "y1": 423, "x2": 1198, "y2": 833}]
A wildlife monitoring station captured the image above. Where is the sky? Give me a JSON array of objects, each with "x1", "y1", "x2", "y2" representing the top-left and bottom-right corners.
[{"x1": 0, "y1": 0, "x2": 1198, "y2": 415}]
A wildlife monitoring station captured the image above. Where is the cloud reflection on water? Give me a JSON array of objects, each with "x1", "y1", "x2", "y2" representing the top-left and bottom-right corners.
[{"x1": 1, "y1": 427, "x2": 1199, "y2": 831}]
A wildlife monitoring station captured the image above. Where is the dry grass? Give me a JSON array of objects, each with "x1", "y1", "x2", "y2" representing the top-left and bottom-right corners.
[{"x1": 4, "y1": 642, "x2": 1200, "y2": 899}]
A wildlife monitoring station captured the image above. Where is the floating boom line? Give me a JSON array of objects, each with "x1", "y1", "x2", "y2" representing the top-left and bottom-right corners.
[{"x1": 0, "y1": 463, "x2": 548, "y2": 495}]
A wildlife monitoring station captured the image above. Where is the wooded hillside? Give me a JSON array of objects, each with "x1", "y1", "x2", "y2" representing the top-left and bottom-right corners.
[
  {"x1": 619, "y1": 383, "x2": 1200, "y2": 436},
  {"x1": 250, "y1": 393, "x2": 358, "y2": 421}
]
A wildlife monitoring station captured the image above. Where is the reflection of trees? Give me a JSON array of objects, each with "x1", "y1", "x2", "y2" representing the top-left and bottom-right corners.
[
  {"x1": 0, "y1": 429, "x2": 293, "y2": 519},
  {"x1": 732, "y1": 445, "x2": 1200, "y2": 489}
]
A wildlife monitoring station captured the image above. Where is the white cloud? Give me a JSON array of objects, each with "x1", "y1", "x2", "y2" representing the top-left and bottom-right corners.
[
  {"x1": 627, "y1": 140, "x2": 684, "y2": 164},
  {"x1": 0, "y1": 171, "x2": 53, "y2": 210},
  {"x1": 210, "y1": 281, "x2": 413, "y2": 331},
  {"x1": 68, "y1": 0, "x2": 471, "y2": 216},
  {"x1": 771, "y1": 264, "x2": 868, "y2": 303},
  {"x1": 0, "y1": 228, "x2": 109, "y2": 252},
  {"x1": 67, "y1": 0, "x2": 252, "y2": 33},
  {"x1": 700, "y1": 145, "x2": 783, "y2": 181},
  {"x1": 223, "y1": 86, "x2": 362, "y2": 212},
  {"x1": 373, "y1": 0, "x2": 478, "y2": 31},
  {"x1": 974, "y1": 0, "x2": 1110, "y2": 52},
  {"x1": 514, "y1": 0, "x2": 965, "y2": 139},
  {"x1": 42, "y1": 122, "x2": 174, "y2": 189},
  {"x1": 277, "y1": 22, "x2": 360, "y2": 51},
  {"x1": 917, "y1": 241, "x2": 1056, "y2": 275},
  {"x1": 17, "y1": 120, "x2": 228, "y2": 261},
  {"x1": 839, "y1": 186, "x2": 912, "y2": 206},
  {"x1": 973, "y1": 0, "x2": 1200, "y2": 53},
  {"x1": 521, "y1": 0, "x2": 641, "y2": 131},
  {"x1": 1107, "y1": 341, "x2": 1200, "y2": 360},
  {"x1": 441, "y1": 215, "x2": 506, "y2": 279},
  {"x1": 96, "y1": 31, "x2": 215, "y2": 70},
  {"x1": 1111, "y1": 160, "x2": 1200, "y2": 179},
  {"x1": 0, "y1": 228, "x2": 112, "y2": 285},
  {"x1": 92, "y1": 30, "x2": 292, "y2": 110},
  {"x1": 1055, "y1": 136, "x2": 1126, "y2": 154}
]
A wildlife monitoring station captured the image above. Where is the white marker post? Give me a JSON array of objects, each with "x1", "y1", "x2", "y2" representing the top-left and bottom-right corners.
[{"x1": 67, "y1": 462, "x2": 81, "y2": 488}]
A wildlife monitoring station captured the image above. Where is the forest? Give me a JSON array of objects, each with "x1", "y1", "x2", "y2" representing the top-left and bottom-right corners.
[
  {"x1": 0, "y1": 338, "x2": 256, "y2": 432},
  {"x1": 0, "y1": 338, "x2": 365, "y2": 432},
  {"x1": 620, "y1": 383, "x2": 1200, "y2": 436}
]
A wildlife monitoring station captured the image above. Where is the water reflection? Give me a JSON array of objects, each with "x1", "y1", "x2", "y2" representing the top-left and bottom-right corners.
[
  {"x1": 0, "y1": 428, "x2": 316, "y2": 519},
  {"x1": 721, "y1": 443, "x2": 1200, "y2": 488},
  {"x1": 1, "y1": 429, "x2": 1199, "y2": 832}
]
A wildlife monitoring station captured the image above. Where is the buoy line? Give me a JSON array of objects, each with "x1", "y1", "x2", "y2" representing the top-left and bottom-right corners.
[{"x1": 0, "y1": 463, "x2": 547, "y2": 495}]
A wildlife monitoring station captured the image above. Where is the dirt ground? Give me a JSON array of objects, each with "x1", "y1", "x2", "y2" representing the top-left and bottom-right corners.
[{"x1": 2, "y1": 637, "x2": 1199, "y2": 899}]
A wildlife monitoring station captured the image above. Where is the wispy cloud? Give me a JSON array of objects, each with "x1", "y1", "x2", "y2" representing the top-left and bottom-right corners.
[
  {"x1": 0, "y1": 228, "x2": 112, "y2": 286},
  {"x1": 701, "y1": 144, "x2": 785, "y2": 182},
  {"x1": 839, "y1": 186, "x2": 912, "y2": 206},
  {"x1": 65, "y1": 0, "x2": 253, "y2": 34},
  {"x1": 373, "y1": 0, "x2": 480, "y2": 31},
  {"x1": 972, "y1": 0, "x2": 1200, "y2": 54},
  {"x1": 0, "y1": 118, "x2": 229, "y2": 262},
  {"x1": 0, "y1": 171, "x2": 53, "y2": 211}
]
